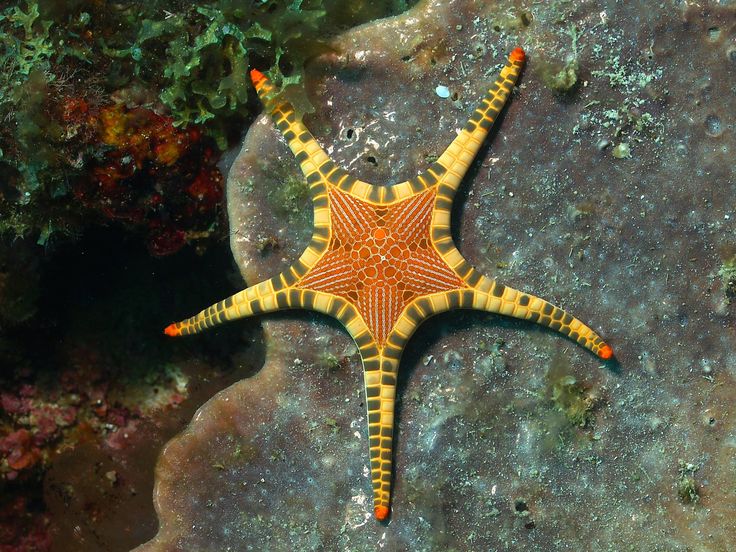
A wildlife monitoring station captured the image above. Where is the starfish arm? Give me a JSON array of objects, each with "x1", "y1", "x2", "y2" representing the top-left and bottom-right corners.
[
  {"x1": 320, "y1": 301, "x2": 399, "y2": 520},
  {"x1": 250, "y1": 69, "x2": 377, "y2": 202},
  {"x1": 358, "y1": 289, "x2": 492, "y2": 521},
  {"x1": 162, "y1": 284, "x2": 344, "y2": 337},
  {"x1": 162, "y1": 274, "x2": 292, "y2": 336},
  {"x1": 465, "y1": 272, "x2": 613, "y2": 359},
  {"x1": 295, "y1": 289, "x2": 397, "y2": 521},
  {"x1": 406, "y1": 47, "x2": 526, "y2": 197},
  {"x1": 164, "y1": 206, "x2": 335, "y2": 337},
  {"x1": 362, "y1": 353, "x2": 398, "y2": 521}
]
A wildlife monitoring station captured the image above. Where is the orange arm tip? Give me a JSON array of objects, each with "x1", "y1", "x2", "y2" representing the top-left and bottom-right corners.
[
  {"x1": 250, "y1": 68, "x2": 266, "y2": 86},
  {"x1": 164, "y1": 324, "x2": 180, "y2": 337},
  {"x1": 374, "y1": 505, "x2": 389, "y2": 520},
  {"x1": 598, "y1": 344, "x2": 613, "y2": 360},
  {"x1": 510, "y1": 47, "x2": 526, "y2": 63}
]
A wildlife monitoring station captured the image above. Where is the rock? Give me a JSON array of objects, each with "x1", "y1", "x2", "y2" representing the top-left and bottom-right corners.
[{"x1": 135, "y1": 0, "x2": 736, "y2": 549}]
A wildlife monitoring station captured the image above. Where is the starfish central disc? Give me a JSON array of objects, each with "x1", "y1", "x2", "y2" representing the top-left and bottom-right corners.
[{"x1": 296, "y1": 187, "x2": 465, "y2": 345}]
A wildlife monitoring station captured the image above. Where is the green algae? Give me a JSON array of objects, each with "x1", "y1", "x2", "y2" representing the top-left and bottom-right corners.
[
  {"x1": 317, "y1": 351, "x2": 342, "y2": 372},
  {"x1": 718, "y1": 255, "x2": 736, "y2": 304},
  {"x1": 0, "y1": 0, "x2": 416, "y2": 244},
  {"x1": 611, "y1": 142, "x2": 631, "y2": 159},
  {"x1": 273, "y1": 171, "x2": 311, "y2": 218},
  {"x1": 100, "y1": 2, "x2": 323, "y2": 142},
  {"x1": 567, "y1": 25, "x2": 665, "y2": 158},
  {"x1": 101, "y1": 0, "x2": 417, "y2": 137},
  {"x1": 0, "y1": 1, "x2": 99, "y2": 241},
  {"x1": 591, "y1": 52, "x2": 661, "y2": 91},
  {"x1": 676, "y1": 460, "x2": 700, "y2": 504},
  {"x1": 539, "y1": 25, "x2": 580, "y2": 94},
  {"x1": 546, "y1": 355, "x2": 596, "y2": 428},
  {"x1": 541, "y1": 58, "x2": 579, "y2": 94},
  {"x1": 0, "y1": 1, "x2": 59, "y2": 201}
]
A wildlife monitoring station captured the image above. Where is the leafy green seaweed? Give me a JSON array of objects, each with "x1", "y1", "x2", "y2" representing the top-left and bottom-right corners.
[{"x1": 0, "y1": 0, "x2": 415, "y2": 242}]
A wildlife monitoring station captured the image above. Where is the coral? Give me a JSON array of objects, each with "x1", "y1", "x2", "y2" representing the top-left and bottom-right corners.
[
  {"x1": 0, "y1": 495, "x2": 51, "y2": 552},
  {"x1": 0, "y1": 430, "x2": 41, "y2": 474},
  {"x1": 0, "y1": 0, "x2": 414, "y2": 248},
  {"x1": 76, "y1": 103, "x2": 224, "y2": 256}
]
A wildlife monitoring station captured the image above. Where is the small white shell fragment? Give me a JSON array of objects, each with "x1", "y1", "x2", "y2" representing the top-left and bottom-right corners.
[{"x1": 435, "y1": 85, "x2": 451, "y2": 98}]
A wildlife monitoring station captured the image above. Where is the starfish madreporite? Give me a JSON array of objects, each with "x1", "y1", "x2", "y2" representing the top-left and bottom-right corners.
[{"x1": 164, "y1": 47, "x2": 613, "y2": 521}]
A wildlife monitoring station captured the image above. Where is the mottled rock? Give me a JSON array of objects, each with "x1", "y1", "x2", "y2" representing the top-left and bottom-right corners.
[{"x1": 136, "y1": 0, "x2": 735, "y2": 550}]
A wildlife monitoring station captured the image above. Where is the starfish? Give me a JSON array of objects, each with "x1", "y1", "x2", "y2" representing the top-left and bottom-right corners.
[{"x1": 164, "y1": 47, "x2": 613, "y2": 521}]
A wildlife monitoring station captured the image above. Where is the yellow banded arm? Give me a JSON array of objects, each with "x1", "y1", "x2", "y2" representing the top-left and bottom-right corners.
[
  {"x1": 363, "y1": 355, "x2": 397, "y2": 521},
  {"x1": 407, "y1": 47, "x2": 526, "y2": 198},
  {"x1": 250, "y1": 69, "x2": 375, "y2": 200},
  {"x1": 466, "y1": 272, "x2": 613, "y2": 359},
  {"x1": 164, "y1": 274, "x2": 286, "y2": 336}
]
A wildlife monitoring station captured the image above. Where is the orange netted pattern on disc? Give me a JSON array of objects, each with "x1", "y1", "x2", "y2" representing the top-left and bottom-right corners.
[{"x1": 297, "y1": 187, "x2": 465, "y2": 344}]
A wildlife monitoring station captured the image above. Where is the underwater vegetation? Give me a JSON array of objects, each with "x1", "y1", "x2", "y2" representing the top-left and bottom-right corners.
[
  {"x1": 0, "y1": 0, "x2": 415, "y2": 251},
  {"x1": 719, "y1": 254, "x2": 736, "y2": 304},
  {"x1": 546, "y1": 355, "x2": 597, "y2": 429}
]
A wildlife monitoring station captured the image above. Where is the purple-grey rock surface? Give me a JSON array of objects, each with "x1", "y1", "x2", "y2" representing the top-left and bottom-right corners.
[{"x1": 135, "y1": 0, "x2": 735, "y2": 550}]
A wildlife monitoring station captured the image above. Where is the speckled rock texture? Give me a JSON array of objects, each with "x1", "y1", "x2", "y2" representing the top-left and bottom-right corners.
[{"x1": 135, "y1": 0, "x2": 735, "y2": 550}]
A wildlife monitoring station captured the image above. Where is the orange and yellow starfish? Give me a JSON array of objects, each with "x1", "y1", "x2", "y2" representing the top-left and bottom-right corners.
[{"x1": 165, "y1": 47, "x2": 613, "y2": 521}]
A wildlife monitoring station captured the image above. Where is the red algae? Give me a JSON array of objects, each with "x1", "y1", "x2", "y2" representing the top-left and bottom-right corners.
[
  {"x1": 64, "y1": 103, "x2": 226, "y2": 256},
  {"x1": 0, "y1": 496, "x2": 52, "y2": 552},
  {"x1": 0, "y1": 430, "x2": 41, "y2": 473}
]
